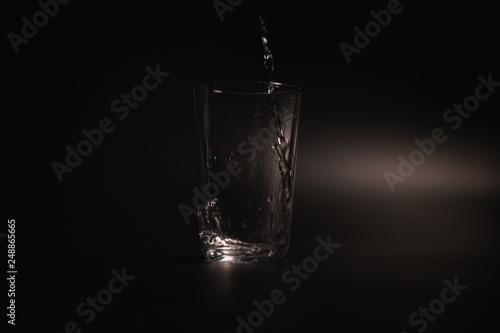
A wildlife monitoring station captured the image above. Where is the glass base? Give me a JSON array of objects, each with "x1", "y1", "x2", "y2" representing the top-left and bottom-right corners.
[{"x1": 201, "y1": 243, "x2": 289, "y2": 264}]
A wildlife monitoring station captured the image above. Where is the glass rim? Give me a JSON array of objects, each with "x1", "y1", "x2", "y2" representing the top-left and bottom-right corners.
[{"x1": 194, "y1": 81, "x2": 301, "y2": 95}]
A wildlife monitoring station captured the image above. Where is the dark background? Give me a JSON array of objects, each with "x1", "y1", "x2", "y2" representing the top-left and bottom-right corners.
[{"x1": 3, "y1": 0, "x2": 499, "y2": 332}]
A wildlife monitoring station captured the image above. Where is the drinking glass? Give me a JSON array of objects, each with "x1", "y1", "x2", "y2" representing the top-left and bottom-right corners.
[{"x1": 193, "y1": 81, "x2": 301, "y2": 263}]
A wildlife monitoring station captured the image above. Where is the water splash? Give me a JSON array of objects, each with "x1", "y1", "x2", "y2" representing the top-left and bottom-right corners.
[
  {"x1": 255, "y1": 0, "x2": 274, "y2": 80},
  {"x1": 256, "y1": 1, "x2": 295, "y2": 243},
  {"x1": 197, "y1": 1, "x2": 295, "y2": 262}
]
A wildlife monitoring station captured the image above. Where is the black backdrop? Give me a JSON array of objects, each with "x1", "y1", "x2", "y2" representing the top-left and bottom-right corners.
[{"x1": 3, "y1": 1, "x2": 499, "y2": 332}]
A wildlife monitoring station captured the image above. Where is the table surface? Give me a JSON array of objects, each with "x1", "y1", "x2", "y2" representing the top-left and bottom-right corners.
[{"x1": 19, "y1": 189, "x2": 499, "y2": 333}]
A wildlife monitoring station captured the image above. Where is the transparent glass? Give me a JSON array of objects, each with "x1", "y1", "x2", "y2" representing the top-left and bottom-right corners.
[{"x1": 193, "y1": 81, "x2": 301, "y2": 263}]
